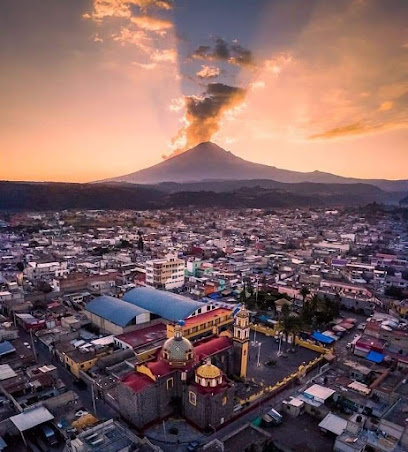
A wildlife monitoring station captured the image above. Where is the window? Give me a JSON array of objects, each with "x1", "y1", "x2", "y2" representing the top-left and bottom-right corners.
[
  {"x1": 189, "y1": 391, "x2": 197, "y2": 406},
  {"x1": 166, "y1": 378, "x2": 174, "y2": 390},
  {"x1": 222, "y1": 396, "x2": 227, "y2": 406}
]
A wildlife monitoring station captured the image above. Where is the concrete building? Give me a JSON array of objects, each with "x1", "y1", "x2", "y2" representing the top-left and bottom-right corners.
[{"x1": 145, "y1": 254, "x2": 185, "y2": 290}]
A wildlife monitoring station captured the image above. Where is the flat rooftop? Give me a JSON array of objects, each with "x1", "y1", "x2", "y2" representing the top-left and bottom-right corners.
[
  {"x1": 184, "y1": 308, "x2": 232, "y2": 326},
  {"x1": 115, "y1": 323, "x2": 167, "y2": 349},
  {"x1": 270, "y1": 413, "x2": 335, "y2": 452}
]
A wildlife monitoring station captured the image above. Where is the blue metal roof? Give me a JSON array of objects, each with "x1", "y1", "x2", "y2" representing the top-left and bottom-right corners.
[
  {"x1": 366, "y1": 351, "x2": 384, "y2": 363},
  {"x1": 311, "y1": 331, "x2": 335, "y2": 345},
  {"x1": 86, "y1": 296, "x2": 149, "y2": 327},
  {"x1": 122, "y1": 287, "x2": 205, "y2": 321},
  {"x1": 0, "y1": 341, "x2": 16, "y2": 356}
]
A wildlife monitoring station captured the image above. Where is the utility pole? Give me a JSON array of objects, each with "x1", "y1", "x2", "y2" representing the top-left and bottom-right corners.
[
  {"x1": 278, "y1": 333, "x2": 283, "y2": 356},
  {"x1": 252, "y1": 327, "x2": 257, "y2": 346},
  {"x1": 257, "y1": 342, "x2": 262, "y2": 367},
  {"x1": 162, "y1": 420, "x2": 167, "y2": 442},
  {"x1": 91, "y1": 383, "x2": 97, "y2": 416},
  {"x1": 30, "y1": 329, "x2": 37, "y2": 363}
]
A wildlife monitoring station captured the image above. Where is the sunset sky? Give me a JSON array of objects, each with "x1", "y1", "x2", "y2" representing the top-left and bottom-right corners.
[{"x1": 1, "y1": 0, "x2": 407, "y2": 182}]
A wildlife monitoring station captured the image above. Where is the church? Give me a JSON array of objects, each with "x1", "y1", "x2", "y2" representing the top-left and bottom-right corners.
[{"x1": 113, "y1": 306, "x2": 250, "y2": 431}]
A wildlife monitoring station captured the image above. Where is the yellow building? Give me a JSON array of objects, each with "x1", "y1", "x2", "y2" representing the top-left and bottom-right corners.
[
  {"x1": 390, "y1": 299, "x2": 408, "y2": 319},
  {"x1": 63, "y1": 347, "x2": 111, "y2": 378},
  {"x1": 233, "y1": 306, "x2": 250, "y2": 378},
  {"x1": 166, "y1": 308, "x2": 233, "y2": 340}
]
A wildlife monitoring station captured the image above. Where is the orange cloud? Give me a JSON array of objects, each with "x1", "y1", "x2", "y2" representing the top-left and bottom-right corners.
[
  {"x1": 309, "y1": 121, "x2": 408, "y2": 140},
  {"x1": 83, "y1": 0, "x2": 173, "y2": 21},
  {"x1": 151, "y1": 48, "x2": 177, "y2": 63},
  {"x1": 196, "y1": 65, "x2": 220, "y2": 79},
  {"x1": 378, "y1": 101, "x2": 393, "y2": 112},
  {"x1": 131, "y1": 15, "x2": 173, "y2": 32},
  {"x1": 113, "y1": 27, "x2": 152, "y2": 52}
]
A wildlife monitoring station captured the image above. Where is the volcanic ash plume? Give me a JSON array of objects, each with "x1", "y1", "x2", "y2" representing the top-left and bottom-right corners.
[{"x1": 168, "y1": 83, "x2": 246, "y2": 156}]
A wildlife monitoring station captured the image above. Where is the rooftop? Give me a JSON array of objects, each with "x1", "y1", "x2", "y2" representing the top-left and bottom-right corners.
[
  {"x1": 115, "y1": 323, "x2": 167, "y2": 349},
  {"x1": 194, "y1": 336, "x2": 232, "y2": 361},
  {"x1": 123, "y1": 287, "x2": 208, "y2": 321},
  {"x1": 85, "y1": 295, "x2": 149, "y2": 327},
  {"x1": 183, "y1": 308, "x2": 232, "y2": 327},
  {"x1": 121, "y1": 372, "x2": 154, "y2": 393}
]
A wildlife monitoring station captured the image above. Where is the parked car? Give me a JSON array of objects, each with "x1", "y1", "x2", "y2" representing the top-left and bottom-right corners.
[
  {"x1": 262, "y1": 408, "x2": 283, "y2": 427},
  {"x1": 41, "y1": 425, "x2": 58, "y2": 446},
  {"x1": 187, "y1": 440, "x2": 202, "y2": 451}
]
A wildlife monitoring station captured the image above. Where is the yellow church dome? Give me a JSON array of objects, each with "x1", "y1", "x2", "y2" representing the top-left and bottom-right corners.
[{"x1": 196, "y1": 360, "x2": 221, "y2": 379}]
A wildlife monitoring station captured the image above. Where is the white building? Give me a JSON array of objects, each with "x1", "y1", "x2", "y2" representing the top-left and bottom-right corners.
[
  {"x1": 145, "y1": 254, "x2": 185, "y2": 290},
  {"x1": 24, "y1": 261, "x2": 69, "y2": 281}
]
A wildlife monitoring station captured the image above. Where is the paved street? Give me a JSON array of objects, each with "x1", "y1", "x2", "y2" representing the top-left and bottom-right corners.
[{"x1": 18, "y1": 328, "x2": 117, "y2": 422}]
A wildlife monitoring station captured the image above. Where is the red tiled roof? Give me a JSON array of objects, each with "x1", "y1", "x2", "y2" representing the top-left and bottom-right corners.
[
  {"x1": 355, "y1": 335, "x2": 385, "y2": 350},
  {"x1": 194, "y1": 336, "x2": 232, "y2": 361},
  {"x1": 184, "y1": 308, "x2": 232, "y2": 327},
  {"x1": 122, "y1": 373, "x2": 153, "y2": 393},
  {"x1": 147, "y1": 360, "x2": 174, "y2": 377}
]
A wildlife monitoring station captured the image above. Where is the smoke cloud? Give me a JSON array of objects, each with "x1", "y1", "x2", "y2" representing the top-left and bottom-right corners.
[{"x1": 167, "y1": 83, "x2": 246, "y2": 157}]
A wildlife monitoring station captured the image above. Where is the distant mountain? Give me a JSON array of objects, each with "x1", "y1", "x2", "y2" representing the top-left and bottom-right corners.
[
  {"x1": 101, "y1": 141, "x2": 408, "y2": 192},
  {"x1": 400, "y1": 194, "x2": 408, "y2": 206},
  {"x1": 0, "y1": 181, "x2": 163, "y2": 211},
  {"x1": 0, "y1": 180, "x2": 404, "y2": 211}
]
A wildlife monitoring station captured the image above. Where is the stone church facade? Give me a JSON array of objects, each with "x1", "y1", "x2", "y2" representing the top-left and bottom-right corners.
[{"x1": 113, "y1": 307, "x2": 250, "y2": 431}]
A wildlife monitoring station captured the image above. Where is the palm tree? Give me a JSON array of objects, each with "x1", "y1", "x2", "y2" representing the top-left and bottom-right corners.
[
  {"x1": 280, "y1": 304, "x2": 303, "y2": 351},
  {"x1": 300, "y1": 286, "x2": 310, "y2": 308}
]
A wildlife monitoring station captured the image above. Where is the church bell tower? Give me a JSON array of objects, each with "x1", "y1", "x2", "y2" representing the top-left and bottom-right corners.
[{"x1": 233, "y1": 306, "x2": 250, "y2": 378}]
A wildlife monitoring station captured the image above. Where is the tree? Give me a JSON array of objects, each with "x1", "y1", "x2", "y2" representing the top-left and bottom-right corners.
[
  {"x1": 118, "y1": 239, "x2": 132, "y2": 249},
  {"x1": 300, "y1": 286, "x2": 310, "y2": 308},
  {"x1": 137, "y1": 235, "x2": 144, "y2": 252},
  {"x1": 239, "y1": 283, "x2": 247, "y2": 306},
  {"x1": 385, "y1": 286, "x2": 404, "y2": 300},
  {"x1": 38, "y1": 281, "x2": 52, "y2": 294},
  {"x1": 280, "y1": 304, "x2": 303, "y2": 351}
]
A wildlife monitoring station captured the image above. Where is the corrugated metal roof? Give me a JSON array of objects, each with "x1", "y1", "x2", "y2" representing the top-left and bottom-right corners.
[
  {"x1": 123, "y1": 287, "x2": 205, "y2": 321},
  {"x1": 0, "y1": 341, "x2": 16, "y2": 357},
  {"x1": 318, "y1": 413, "x2": 347, "y2": 435},
  {"x1": 366, "y1": 350, "x2": 384, "y2": 363},
  {"x1": 86, "y1": 296, "x2": 149, "y2": 327},
  {"x1": 0, "y1": 364, "x2": 17, "y2": 381},
  {"x1": 10, "y1": 406, "x2": 54, "y2": 432}
]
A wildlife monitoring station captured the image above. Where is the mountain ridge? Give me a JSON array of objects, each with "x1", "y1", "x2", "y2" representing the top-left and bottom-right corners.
[
  {"x1": 100, "y1": 142, "x2": 408, "y2": 192},
  {"x1": 0, "y1": 180, "x2": 405, "y2": 211}
]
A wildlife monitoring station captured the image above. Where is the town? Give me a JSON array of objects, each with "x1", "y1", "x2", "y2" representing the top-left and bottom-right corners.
[{"x1": 0, "y1": 205, "x2": 407, "y2": 452}]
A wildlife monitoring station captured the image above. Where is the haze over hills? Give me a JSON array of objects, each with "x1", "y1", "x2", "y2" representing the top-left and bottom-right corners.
[
  {"x1": 1, "y1": 142, "x2": 407, "y2": 211},
  {"x1": 0, "y1": 180, "x2": 404, "y2": 211},
  {"x1": 101, "y1": 142, "x2": 408, "y2": 192}
]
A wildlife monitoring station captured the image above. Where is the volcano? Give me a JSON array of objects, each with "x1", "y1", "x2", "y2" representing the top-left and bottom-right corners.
[{"x1": 100, "y1": 142, "x2": 408, "y2": 192}]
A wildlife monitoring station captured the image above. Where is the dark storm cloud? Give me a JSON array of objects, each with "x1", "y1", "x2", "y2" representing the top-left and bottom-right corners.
[{"x1": 191, "y1": 37, "x2": 254, "y2": 67}]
